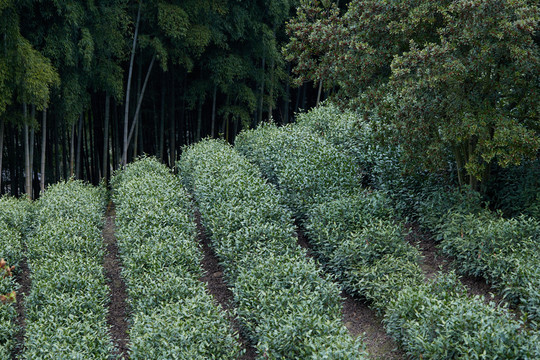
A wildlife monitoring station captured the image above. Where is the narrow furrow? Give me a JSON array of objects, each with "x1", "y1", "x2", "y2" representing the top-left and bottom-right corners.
[
  {"x1": 111, "y1": 158, "x2": 242, "y2": 359},
  {"x1": 296, "y1": 226, "x2": 404, "y2": 360},
  {"x1": 102, "y1": 207, "x2": 130, "y2": 359},
  {"x1": 406, "y1": 224, "x2": 502, "y2": 301},
  {"x1": 13, "y1": 256, "x2": 30, "y2": 359},
  {"x1": 195, "y1": 211, "x2": 257, "y2": 360},
  {"x1": 180, "y1": 140, "x2": 368, "y2": 359}
]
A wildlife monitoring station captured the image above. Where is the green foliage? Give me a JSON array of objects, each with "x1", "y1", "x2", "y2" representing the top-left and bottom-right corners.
[
  {"x1": 415, "y1": 185, "x2": 485, "y2": 231},
  {"x1": 235, "y1": 123, "x2": 362, "y2": 216},
  {"x1": 157, "y1": 3, "x2": 189, "y2": 41},
  {"x1": 487, "y1": 160, "x2": 540, "y2": 218},
  {"x1": 438, "y1": 211, "x2": 540, "y2": 326},
  {"x1": 180, "y1": 139, "x2": 367, "y2": 359},
  {"x1": 112, "y1": 157, "x2": 241, "y2": 359},
  {"x1": 285, "y1": 0, "x2": 540, "y2": 187},
  {"x1": 295, "y1": 103, "x2": 450, "y2": 216},
  {"x1": 385, "y1": 272, "x2": 539, "y2": 359},
  {"x1": 24, "y1": 180, "x2": 114, "y2": 359},
  {"x1": 0, "y1": 195, "x2": 30, "y2": 356},
  {"x1": 236, "y1": 120, "x2": 537, "y2": 358}
]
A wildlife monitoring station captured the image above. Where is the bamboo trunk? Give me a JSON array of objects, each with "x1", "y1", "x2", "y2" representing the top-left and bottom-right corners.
[
  {"x1": 196, "y1": 97, "x2": 202, "y2": 142},
  {"x1": 170, "y1": 72, "x2": 176, "y2": 168},
  {"x1": 40, "y1": 109, "x2": 47, "y2": 193},
  {"x1": 29, "y1": 106, "x2": 35, "y2": 194},
  {"x1": 211, "y1": 84, "x2": 217, "y2": 137},
  {"x1": 283, "y1": 63, "x2": 291, "y2": 124},
  {"x1": 23, "y1": 104, "x2": 32, "y2": 200},
  {"x1": 70, "y1": 122, "x2": 75, "y2": 177},
  {"x1": 125, "y1": 54, "x2": 156, "y2": 158},
  {"x1": 103, "y1": 94, "x2": 110, "y2": 182},
  {"x1": 268, "y1": 55, "x2": 275, "y2": 121},
  {"x1": 76, "y1": 114, "x2": 83, "y2": 179},
  {"x1": 159, "y1": 79, "x2": 165, "y2": 161},
  {"x1": 316, "y1": 79, "x2": 323, "y2": 106},
  {"x1": 258, "y1": 52, "x2": 266, "y2": 124},
  {"x1": 122, "y1": 1, "x2": 141, "y2": 166}
]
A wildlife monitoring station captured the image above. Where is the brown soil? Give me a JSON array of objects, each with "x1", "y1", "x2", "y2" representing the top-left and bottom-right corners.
[
  {"x1": 103, "y1": 205, "x2": 130, "y2": 359},
  {"x1": 405, "y1": 223, "x2": 505, "y2": 305},
  {"x1": 13, "y1": 256, "x2": 31, "y2": 359},
  {"x1": 195, "y1": 211, "x2": 258, "y2": 360},
  {"x1": 296, "y1": 227, "x2": 405, "y2": 360}
]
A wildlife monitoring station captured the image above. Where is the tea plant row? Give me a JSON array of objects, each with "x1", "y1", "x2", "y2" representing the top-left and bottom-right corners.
[
  {"x1": 417, "y1": 189, "x2": 540, "y2": 328},
  {"x1": 23, "y1": 181, "x2": 115, "y2": 359},
  {"x1": 0, "y1": 197, "x2": 30, "y2": 358},
  {"x1": 302, "y1": 104, "x2": 540, "y2": 329},
  {"x1": 180, "y1": 140, "x2": 368, "y2": 359},
  {"x1": 235, "y1": 122, "x2": 540, "y2": 359},
  {"x1": 111, "y1": 157, "x2": 241, "y2": 359}
]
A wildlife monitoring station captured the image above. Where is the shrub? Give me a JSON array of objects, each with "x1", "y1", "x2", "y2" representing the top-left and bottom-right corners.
[
  {"x1": 438, "y1": 212, "x2": 540, "y2": 326},
  {"x1": 236, "y1": 121, "x2": 538, "y2": 358},
  {"x1": 385, "y1": 272, "x2": 539, "y2": 359},
  {"x1": 112, "y1": 157, "x2": 241, "y2": 359},
  {"x1": 180, "y1": 139, "x2": 367, "y2": 359},
  {"x1": 24, "y1": 180, "x2": 114, "y2": 359}
]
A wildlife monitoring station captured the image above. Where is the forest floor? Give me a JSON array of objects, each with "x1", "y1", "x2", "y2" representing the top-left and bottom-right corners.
[
  {"x1": 195, "y1": 211, "x2": 258, "y2": 360},
  {"x1": 103, "y1": 206, "x2": 130, "y2": 359}
]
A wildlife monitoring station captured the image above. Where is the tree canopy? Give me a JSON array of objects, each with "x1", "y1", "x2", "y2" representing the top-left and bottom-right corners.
[{"x1": 284, "y1": 0, "x2": 540, "y2": 187}]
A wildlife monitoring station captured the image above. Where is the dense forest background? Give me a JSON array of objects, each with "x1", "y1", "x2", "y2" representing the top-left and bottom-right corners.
[
  {"x1": 1, "y1": 0, "x2": 329, "y2": 198},
  {"x1": 1, "y1": 0, "x2": 539, "y2": 201}
]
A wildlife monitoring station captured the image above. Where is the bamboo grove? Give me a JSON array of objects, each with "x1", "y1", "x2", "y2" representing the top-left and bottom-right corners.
[{"x1": 0, "y1": 0, "x2": 329, "y2": 198}]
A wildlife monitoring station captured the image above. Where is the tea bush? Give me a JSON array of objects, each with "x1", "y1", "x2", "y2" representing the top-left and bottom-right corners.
[
  {"x1": 385, "y1": 272, "x2": 540, "y2": 359},
  {"x1": 438, "y1": 212, "x2": 540, "y2": 326},
  {"x1": 235, "y1": 123, "x2": 361, "y2": 217},
  {"x1": 236, "y1": 123, "x2": 424, "y2": 311},
  {"x1": 112, "y1": 157, "x2": 241, "y2": 359},
  {"x1": 295, "y1": 103, "x2": 448, "y2": 217},
  {"x1": 236, "y1": 122, "x2": 539, "y2": 358},
  {"x1": 24, "y1": 180, "x2": 114, "y2": 359},
  {"x1": 0, "y1": 196, "x2": 32, "y2": 357},
  {"x1": 180, "y1": 139, "x2": 367, "y2": 359}
]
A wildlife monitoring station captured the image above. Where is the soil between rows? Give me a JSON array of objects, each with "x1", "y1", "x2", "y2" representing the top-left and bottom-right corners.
[
  {"x1": 103, "y1": 205, "x2": 130, "y2": 359},
  {"x1": 296, "y1": 226, "x2": 405, "y2": 360},
  {"x1": 13, "y1": 255, "x2": 30, "y2": 359},
  {"x1": 405, "y1": 223, "x2": 506, "y2": 304},
  {"x1": 195, "y1": 211, "x2": 258, "y2": 360}
]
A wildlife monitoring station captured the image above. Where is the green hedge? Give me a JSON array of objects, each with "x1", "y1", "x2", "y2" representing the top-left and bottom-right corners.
[
  {"x1": 180, "y1": 139, "x2": 367, "y2": 359},
  {"x1": 236, "y1": 120, "x2": 539, "y2": 358},
  {"x1": 385, "y1": 272, "x2": 540, "y2": 359},
  {"x1": 111, "y1": 157, "x2": 241, "y2": 359},
  {"x1": 23, "y1": 181, "x2": 114, "y2": 359},
  {"x1": 295, "y1": 103, "x2": 448, "y2": 217},
  {"x1": 415, "y1": 186, "x2": 540, "y2": 328},
  {"x1": 236, "y1": 123, "x2": 423, "y2": 312}
]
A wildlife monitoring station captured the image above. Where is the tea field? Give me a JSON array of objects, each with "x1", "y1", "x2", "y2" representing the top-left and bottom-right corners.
[{"x1": 1, "y1": 105, "x2": 539, "y2": 359}]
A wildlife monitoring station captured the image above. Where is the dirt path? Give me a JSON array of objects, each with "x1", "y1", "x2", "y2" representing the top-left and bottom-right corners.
[
  {"x1": 103, "y1": 205, "x2": 130, "y2": 359},
  {"x1": 13, "y1": 256, "x2": 30, "y2": 359},
  {"x1": 405, "y1": 223, "x2": 505, "y2": 305},
  {"x1": 296, "y1": 227, "x2": 405, "y2": 360},
  {"x1": 195, "y1": 211, "x2": 258, "y2": 360}
]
